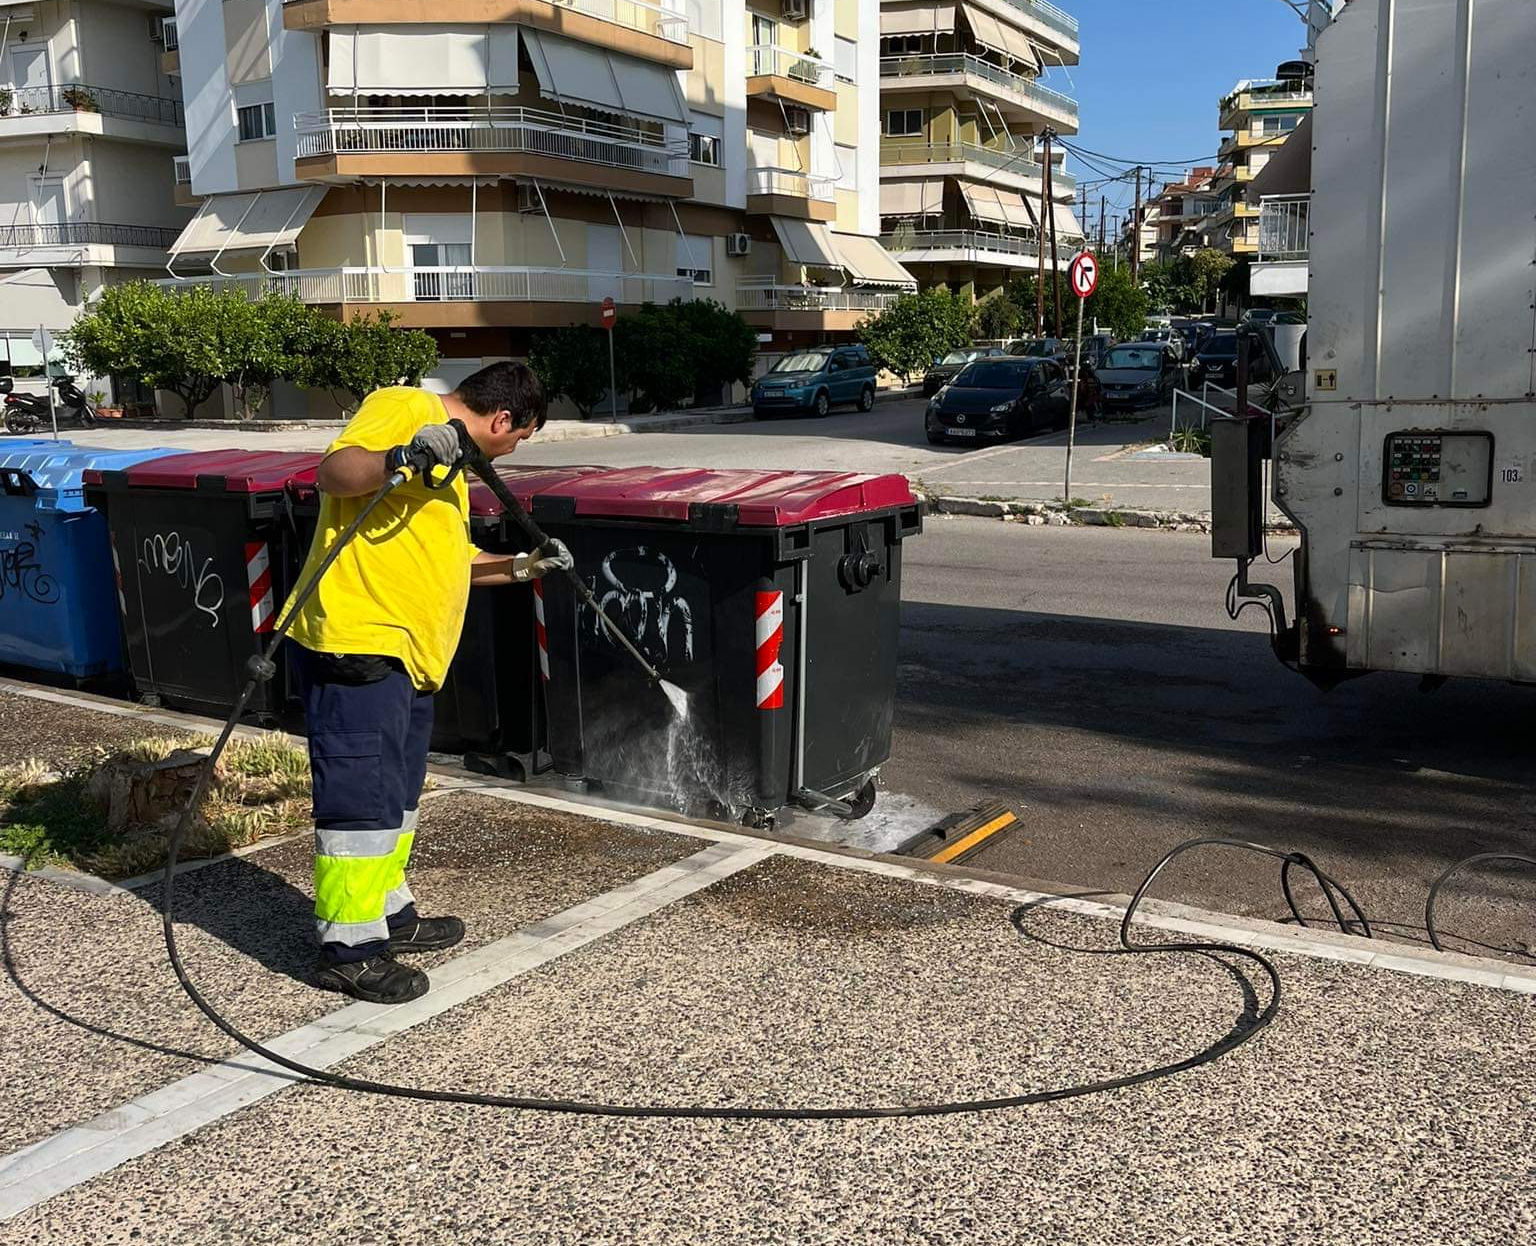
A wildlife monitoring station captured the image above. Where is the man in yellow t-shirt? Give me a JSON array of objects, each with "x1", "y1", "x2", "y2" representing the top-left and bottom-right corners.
[{"x1": 285, "y1": 362, "x2": 572, "y2": 1004}]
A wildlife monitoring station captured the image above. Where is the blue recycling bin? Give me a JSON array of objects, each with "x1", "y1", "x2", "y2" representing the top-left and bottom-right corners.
[{"x1": 0, "y1": 442, "x2": 180, "y2": 678}]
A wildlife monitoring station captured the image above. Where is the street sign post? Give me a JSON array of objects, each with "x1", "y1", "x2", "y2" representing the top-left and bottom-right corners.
[
  {"x1": 1064, "y1": 252, "x2": 1098, "y2": 507},
  {"x1": 32, "y1": 326, "x2": 58, "y2": 441},
  {"x1": 600, "y1": 296, "x2": 618, "y2": 423}
]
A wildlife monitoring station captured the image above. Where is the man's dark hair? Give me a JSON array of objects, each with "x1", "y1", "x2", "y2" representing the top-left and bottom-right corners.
[{"x1": 454, "y1": 362, "x2": 548, "y2": 431}]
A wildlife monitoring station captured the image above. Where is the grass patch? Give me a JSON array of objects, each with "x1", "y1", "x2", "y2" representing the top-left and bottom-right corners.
[
  {"x1": 0, "y1": 733, "x2": 312, "y2": 880},
  {"x1": 1170, "y1": 426, "x2": 1213, "y2": 457},
  {"x1": 1103, "y1": 511, "x2": 1126, "y2": 528}
]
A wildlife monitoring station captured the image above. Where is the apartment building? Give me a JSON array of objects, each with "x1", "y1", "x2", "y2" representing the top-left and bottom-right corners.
[
  {"x1": 1206, "y1": 74, "x2": 1313, "y2": 257},
  {"x1": 1148, "y1": 165, "x2": 1219, "y2": 262},
  {"x1": 163, "y1": 0, "x2": 916, "y2": 398},
  {"x1": 0, "y1": 0, "x2": 188, "y2": 387},
  {"x1": 875, "y1": 0, "x2": 1084, "y2": 301}
]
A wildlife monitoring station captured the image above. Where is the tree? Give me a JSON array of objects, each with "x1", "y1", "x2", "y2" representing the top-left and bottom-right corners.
[
  {"x1": 213, "y1": 293, "x2": 329, "y2": 419},
  {"x1": 1082, "y1": 264, "x2": 1148, "y2": 342},
  {"x1": 974, "y1": 293, "x2": 1022, "y2": 342},
  {"x1": 293, "y1": 311, "x2": 439, "y2": 414},
  {"x1": 671, "y1": 298, "x2": 757, "y2": 404},
  {"x1": 856, "y1": 286, "x2": 974, "y2": 381},
  {"x1": 528, "y1": 327, "x2": 611, "y2": 419},
  {"x1": 63, "y1": 282, "x2": 222, "y2": 417},
  {"x1": 614, "y1": 302, "x2": 694, "y2": 412},
  {"x1": 1002, "y1": 273, "x2": 1069, "y2": 338},
  {"x1": 1187, "y1": 248, "x2": 1235, "y2": 313},
  {"x1": 1138, "y1": 261, "x2": 1177, "y2": 315}
]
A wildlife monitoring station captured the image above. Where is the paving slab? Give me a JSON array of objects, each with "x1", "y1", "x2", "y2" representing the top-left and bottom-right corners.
[
  {"x1": 0, "y1": 688, "x2": 191, "y2": 772},
  {"x1": 4, "y1": 853, "x2": 1529, "y2": 1245},
  {"x1": 0, "y1": 792, "x2": 699, "y2": 1155}
]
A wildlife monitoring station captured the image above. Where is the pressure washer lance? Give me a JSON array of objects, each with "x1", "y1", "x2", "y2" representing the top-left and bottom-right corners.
[
  {"x1": 447, "y1": 421, "x2": 690, "y2": 720},
  {"x1": 152, "y1": 438, "x2": 1369, "y2": 1120}
]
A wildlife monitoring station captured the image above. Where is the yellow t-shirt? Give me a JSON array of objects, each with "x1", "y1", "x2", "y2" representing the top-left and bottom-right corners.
[{"x1": 283, "y1": 387, "x2": 478, "y2": 692}]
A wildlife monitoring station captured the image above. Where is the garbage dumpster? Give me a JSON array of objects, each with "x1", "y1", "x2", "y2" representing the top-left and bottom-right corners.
[
  {"x1": 287, "y1": 463, "x2": 609, "y2": 776},
  {"x1": 525, "y1": 468, "x2": 922, "y2": 826},
  {"x1": 0, "y1": 442, "x2": 180, "y2": 679},
  {"x1": 85, "y1": 450, "x2": 321, "y2": 721}
]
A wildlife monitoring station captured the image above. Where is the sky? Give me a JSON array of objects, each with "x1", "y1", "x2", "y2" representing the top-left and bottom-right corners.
[{"x1": 1040, "y1": 0, "x2": 1310, "y2": 238}]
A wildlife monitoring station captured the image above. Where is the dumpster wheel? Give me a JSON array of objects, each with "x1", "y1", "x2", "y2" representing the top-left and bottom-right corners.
[
  {"x1": 151, "y1": 464, "x2": 1369, "y2": 1122},
  {"x1": 841, "y1": 779, "x2": 878, "y2": 821}
]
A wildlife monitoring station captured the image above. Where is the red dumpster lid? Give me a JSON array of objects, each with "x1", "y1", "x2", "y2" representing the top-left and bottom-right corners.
[
  {"x1": 519, "y1": 467, "x2": 917, "y2": 526},
  {"x1": 466, "y1": 465, "x2": 614, "y2": 516},
  {"x1": 99, "y1": 449, "x2": 324, "y2": 492}
]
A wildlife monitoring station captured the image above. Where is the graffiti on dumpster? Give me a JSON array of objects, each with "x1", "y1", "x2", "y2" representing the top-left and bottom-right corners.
[
  {"x1": 0, "y1": 540, "x2": 59, "y2": 605},
  {"x1": 587, "y1": 546, "x2": 695, "y2": 665},
  {"x1": 138, "y1": 531, "x2": 225, "y2": 628}
]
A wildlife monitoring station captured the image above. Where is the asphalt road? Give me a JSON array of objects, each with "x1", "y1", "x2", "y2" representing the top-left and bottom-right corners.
[{"x1": 885, "y1": 518, "x2": 1536, "y2": 960}]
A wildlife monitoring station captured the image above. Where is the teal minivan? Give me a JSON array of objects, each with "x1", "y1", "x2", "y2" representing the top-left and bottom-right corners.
[{"x1": 751, "y1": 344, "x2": 878, "y2": 418}]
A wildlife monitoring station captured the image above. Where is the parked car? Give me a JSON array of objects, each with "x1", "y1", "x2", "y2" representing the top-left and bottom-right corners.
[
  {"x1": 1241, "y1": 307, "x2": 1279, "y2": 326},
  {"x1": 752, "y1": 345, "x2": 877, "y2": 418},
  {"x1": 925, "y1": 357, "x2": 1071, "y2": 445},
  {"x1": 1176, "y1": 321, "x2": 1216, "y2": 356},
  {"x1": 1006, "y1": 337, "x2": 1067, "y2": 358},
  {"x1": 922, "y1": 346, "x2": 1005, "y2": 397},
  {"x1": 1188, "y1": 331, "x2": 1278, "y2": 389},
  {"x1": 1053, "y1": 354, "x2": 1104, "y2": 419},
  {"x1": 1081, "y1": 332, "x2": 1116, "y2": 369},
  {"x1": 1097, "y1": 342, "x2": 1181, "y2": 410},
  {"x1": 1138, "y1": 326, "x2": 1185, "y2": 362}
]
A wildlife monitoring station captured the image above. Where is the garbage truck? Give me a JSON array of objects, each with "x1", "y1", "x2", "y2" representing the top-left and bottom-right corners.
[{"x1": 1213, "y1": 0, "x2": 1536, "y2": 688}]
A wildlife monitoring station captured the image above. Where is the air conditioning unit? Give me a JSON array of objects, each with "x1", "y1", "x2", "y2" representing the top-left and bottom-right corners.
[
  {"x1": 726, "y1": 232, "x2": 753, "y2": 257},
  {"x1": 516, "y1": 182, "x2": 541, "y2": 213},
  {"x1": 783, "y1": 106, "x2": 812, "y2": 137},
  {"x1": 780, "y1": 0, "x2": 809, "y2": 21}
]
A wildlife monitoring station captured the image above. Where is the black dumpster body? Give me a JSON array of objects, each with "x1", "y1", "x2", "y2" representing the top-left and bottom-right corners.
[
  {"x1": 86, "y1": 450, "x2": 321, "y2": 722},
  {"x1": 493, "y1": 467, "x2": 921, "y2": 825}
]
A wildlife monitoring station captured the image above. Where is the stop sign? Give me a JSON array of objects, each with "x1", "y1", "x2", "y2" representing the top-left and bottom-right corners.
[{"x1": 600, "y1": 296, "x2": 617, "y2": 330}]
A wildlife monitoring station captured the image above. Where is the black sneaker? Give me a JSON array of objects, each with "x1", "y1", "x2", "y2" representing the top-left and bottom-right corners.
[
  {"x1": 316, "y1": 954, "x2": 428, "y2": 1004},
  {"x1": 389, "y1": 914, "x2": 465, "y2": 954}
]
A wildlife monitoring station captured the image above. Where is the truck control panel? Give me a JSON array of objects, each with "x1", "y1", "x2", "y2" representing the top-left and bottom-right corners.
[{"x1": 1382, "y1": 431, "x2": 1493, "y2": 507}]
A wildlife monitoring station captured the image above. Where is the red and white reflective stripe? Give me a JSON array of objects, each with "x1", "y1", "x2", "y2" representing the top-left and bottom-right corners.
[
  {"x1": 109, "y1": 542, "x2": 126, "y2": 617},
  {"x1": 532, "y1": 578, "x2": 550, "y2": 681},
  {"x1": 755, "y1": 590, "x2": 784, "y2": 710},
  {"x1": 246, "y1": 541, "x2": 274, "y2": 634}
]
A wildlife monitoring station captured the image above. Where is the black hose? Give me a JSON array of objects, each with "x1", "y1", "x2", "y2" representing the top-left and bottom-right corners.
[
  {"x1": 156, "y1": 470, "x2": 1295, "y2": 1119},
  {"x1": 1424, "y1": 852, "x2": 1536, "y2": 957}
]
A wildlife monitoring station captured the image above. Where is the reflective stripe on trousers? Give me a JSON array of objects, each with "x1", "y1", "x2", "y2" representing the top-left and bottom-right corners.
[{"x1": 313, "y1": 813, "x2": 418, "y2": 946}]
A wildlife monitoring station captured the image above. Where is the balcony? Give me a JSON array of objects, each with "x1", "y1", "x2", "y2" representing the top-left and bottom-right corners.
[
  {"x1": 985, "y1": 0, "x2": 1080, "y2": 63},
  {"x1": 0, "y1": 83, "x2": 184, "y2": 143},
  {"x1": 282, "y1": 0, "x2": 691, "y2": 70},
  {"x1": 736, "y1": 279, "x2": 898, "y2": 331},
  {"x1": 0, "y1": 221, "x2": 182, "y2": 265},
  {"x1": 1219, "y1": 80, "x2": 1313, "y2": 128},
  {"x1": 746, "y1": 166, "x2": 837, "y2": 222},
  {"x1": 879, "y1": 140, "x2": 1073, "y2": 195},
  {"x1": 293, "y1": 107, "x2": 691, "y2": 197},
  {"x1": 880, "y1": 54, "x2": 1078, "y2": 133},
  {"x1": 746, "y1": 45, "x2": 837, "y2": 112},
  {"x1": 159, "y1": 17, "x2": 179, "y2": 74},
  {"x1": 172, "y1": 154, "x2": 196, "y2": 206},
  {"x1": 158, "y1": 265, "x2": 697, "y2": 327},
  {"x1": 880, "y1": 228, "x2": 1079, "y2": 271}
]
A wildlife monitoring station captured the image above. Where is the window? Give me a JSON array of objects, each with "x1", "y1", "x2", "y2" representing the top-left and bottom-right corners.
[
  {"x1": 1256, "y1": 113, "x2": 1301, "y2": 134},
  {"x1": 883, "y1": 35, "x2": 923, "y2": 56},
  {"x1": 833, "y1": 36, "x2": 856, "y2": 83},
  {"x1": 676, "y1": 234, "x2": 712, "y2": 286},
  {"x1": 236, "y1": 101, "x2": 276, "y2": 142},
  {"x1": 689, "y1": 132, "x2": 720, "y2": 166},
  {"x1": 885, "y1": 108, "x2": 923, "y2": 137},
  {"x1": 835, "y1": 143, "x2": 858, "y2": 191}
]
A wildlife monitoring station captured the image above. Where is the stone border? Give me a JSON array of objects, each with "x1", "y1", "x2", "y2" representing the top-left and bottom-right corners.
[{"x1": 914, "y1": 491, "x2": 1300, "y2": 537}]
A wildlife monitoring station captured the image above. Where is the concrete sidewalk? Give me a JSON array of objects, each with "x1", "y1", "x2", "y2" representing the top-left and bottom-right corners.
[{"x1": 0, "y1": 695, "x2": 1531, "y2": 1243}]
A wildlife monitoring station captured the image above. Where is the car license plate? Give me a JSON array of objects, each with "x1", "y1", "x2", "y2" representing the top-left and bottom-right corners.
[{"x1": 948, "y1": 427, "x2": 977, "y2": 438}]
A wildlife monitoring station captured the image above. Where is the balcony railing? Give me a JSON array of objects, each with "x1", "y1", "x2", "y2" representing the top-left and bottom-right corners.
[
  {"x1": 736, "y1": 280, "x2": 899, "y2": 314},
  {"x1": 997, "y1": 0, "x2": 1078, "y2": 40},
  {"x1": 1220, "y1": 79, "x2": 1313, "y2": 112},
  {"x1": 294, "y1": 107, "x2": 688, "y2": 177},
  {"x1": 747, "y1": 44, "x2": 834, "y2": 88},
  {"x1": 880, "y1": 54, "x2": 1078, "y2": 126},
  {"x1": 1258, "y1": 194, "x2": 1309, "y2": 262},
  {"x1": 173, "y1": 155, "x2": 192, "y2": 184},
  {"x1": 160, "y1": 17, "x2": 179, "y2": 51},
  {"x1": 159, "y1": 266, "x2": 696, "y2": 305},
  {"x1": 0, "y1": 222, "x2": 182, "y2": 249},
  {"x1": 0, "y1": 83, "x2": 184, "y2": 126},
  {"x1": 747, "y1": 166, "x2": 836, "y2": 201},
  {"x1": 549, "y1": 0, "x2": 688, "y2": 43},
  {"x1": 881, "y1": 228, "x2": 1044, "y2": 259},
  {"x1": 878, "y1": 139, "x2": 1074, "y2": 191}
]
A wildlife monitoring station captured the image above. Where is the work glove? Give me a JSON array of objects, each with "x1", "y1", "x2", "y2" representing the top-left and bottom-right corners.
[
  {"x1": 513, "y1": 539, "x2": 574, "y2": 581},
  {"x1": 389, "y1": 423, "x2": 463, "y2": 476}
]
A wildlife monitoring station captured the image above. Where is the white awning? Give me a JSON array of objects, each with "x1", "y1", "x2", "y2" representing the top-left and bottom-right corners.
[
  {"x1": 833, "y1": 233, "x2": 917, "y2": 288},
  {"x1": 958, "y1": 3, "x2": 1036, "y2": 65},
  {"x1": 998, "y1": 188, "x2": 1033, "y2": 230},
  {"x1": 523, "y1": 28, "x2": 687, "y2": 124},
  {"x1": 1051, "y1": 200, "x2": 1086, "y2": 239},
  {"x1": 169, "y1": 187, "x2": 325, "y2": 259},
  {"x1": 326, "y1": 26, "x2": 518, "y2": 95},
  {"x1": 960, "y1": 183, "x2": 1007, "y2": 225},
  {"x1": 881, "y1": 178, "x2": 944, "y2": 216},
  {"x1": 0, "y1": 269, "x2": 74, "y2": 332},
  {"x1": 770, "y1": 217, "x2": 841, "y2": 269},
  {"x1": 880, "y1": 2, "x2": 957, "y2": 35}
]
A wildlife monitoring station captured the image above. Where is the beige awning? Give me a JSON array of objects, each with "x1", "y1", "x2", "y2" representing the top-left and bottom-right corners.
[
  {"x1": 169, "y1": 187, "x2": 325, "y2": 260},
  {"x1": 957, "y1": 4, "x2": 1037, "y2": 66},
  {"x1": 1051, "y1": 200, "x2": 1086, "y2": 240},
  {"x1": 880, "y1": 2, "x2": 957, "y2": 35},
  {"x1": 770, "y1": 217, "x2": 841, "y2": 269},
  {"x1": 326, "y1": 25, "x2": 519, "y2": 95},
  {"x1": 997, "y1": 188, "x2": 1032, "y2": 229},
  {"x1": 881, "y1": 178, "x2": 944, "y2": 216},
  {"x1": 833, "y1": 233, "x2": 917, "y2": 288},
  {"x1": 523, "y1": 27, "x2": 688, "y2": 124},
  {"x1": 960, "y1": 183, "x2": 1007, "y2": 225}
]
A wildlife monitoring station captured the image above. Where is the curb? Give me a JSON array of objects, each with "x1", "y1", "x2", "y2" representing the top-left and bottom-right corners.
[{"x1": 913, "y1": 492, "x2": 1299, "y2": 537}]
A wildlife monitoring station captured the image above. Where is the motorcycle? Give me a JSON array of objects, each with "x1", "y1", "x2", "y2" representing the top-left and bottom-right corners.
[{"x1": 1, "y1": 375, "x2": 97, "y2": 433}]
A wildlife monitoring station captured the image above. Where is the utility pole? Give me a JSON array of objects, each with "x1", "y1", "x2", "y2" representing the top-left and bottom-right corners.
[
  {"x1": 1131, "y1": 165, "x2": 1143, "y2": 284},
  {"x1": 1045, "y1": 148, "x2": 1062, "y2": 337},
  {"x1": 1098, "y1": 193, "x2": 1107, "y2": 257},
  {"x1": 1035, "y1": 129, "x2": 1053, "y2": 337}
]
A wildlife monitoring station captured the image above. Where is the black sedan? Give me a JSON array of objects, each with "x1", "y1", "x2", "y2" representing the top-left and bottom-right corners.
[
  {"x1": 922, "y1": 347, "x2": 1004, "y2": 397},
  {"x1": 1189, "y1": 331, "x2": 1276, "y2": 389},
  {"x1": 1097, "y1": 342, "x2": 1181, "y2": 410},
  {"x1": 925, "y1": 357, "x2": 1071, "y2": 445}
]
